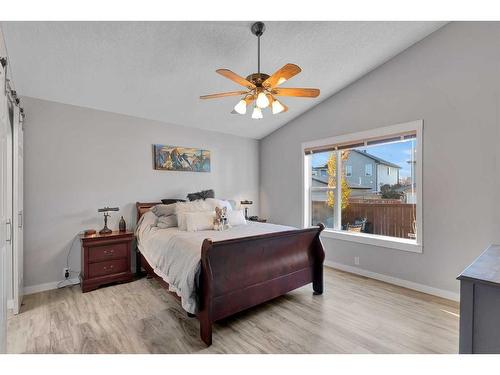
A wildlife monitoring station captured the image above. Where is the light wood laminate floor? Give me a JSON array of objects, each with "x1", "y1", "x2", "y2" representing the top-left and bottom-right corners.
[{"x1": 7, "y1": 267, "x2": 459, "y2": 353}]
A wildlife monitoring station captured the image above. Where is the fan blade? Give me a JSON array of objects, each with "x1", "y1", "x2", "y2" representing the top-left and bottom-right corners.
[
  {"x1": 263, "y1": 63, "x2": 302, "y2": 88},
  {"x1": 216, "y1": 69, "x2": 256, "y2": 89},
  {"x1": 200, "y1": 90, "x2": 249, "y2": 99},
  {"x1": 272, "y1": 88, "x2": 320, "y2": 98}
]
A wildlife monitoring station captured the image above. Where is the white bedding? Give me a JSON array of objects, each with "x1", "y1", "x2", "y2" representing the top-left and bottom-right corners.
[{"x1": 136, "y1": 211, "x2": 295, "y2": 313}]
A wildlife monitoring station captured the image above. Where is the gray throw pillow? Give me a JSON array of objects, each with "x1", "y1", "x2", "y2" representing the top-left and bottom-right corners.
[
  {"x1": 157, "y1": 215, "x2": 178, "y2": 229},
  {"x1": 151, "y1": 204, "x2": 176, "y2": 217},
  {"x1": 187, "y1": 189, "x2": 215, "y2": 201}
]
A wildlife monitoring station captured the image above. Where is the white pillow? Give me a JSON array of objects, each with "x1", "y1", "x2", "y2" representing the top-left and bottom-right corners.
[
  {"x1": 175, "y1": 200, "x2": 212, "y2": 231},
  {"x1": 205, "y1": 198, "x2": 233, "y2": 211},
  {"x1": 227, "y1": 210, "x2": 247, "y2": 226},
  {"x1": 185, "y1": 211, "x2": 215, "y2": 232}
]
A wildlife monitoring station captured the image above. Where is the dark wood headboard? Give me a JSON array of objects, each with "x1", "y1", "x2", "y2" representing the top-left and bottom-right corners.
[
  {"x1": 136, "y1": 202, "x2": 161, "y2": 220},
  {"x1": 136, "y1": 199, "x2": 186, "y2": 220}
]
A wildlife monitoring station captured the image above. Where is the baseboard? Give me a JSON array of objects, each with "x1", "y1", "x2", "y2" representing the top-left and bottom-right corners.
[
  {"x1": 324, "y1": 260, "x2": 460, "y2": 302},
  {"x1": 24, "y1": 278, "x2": 80, "y2": 296}
]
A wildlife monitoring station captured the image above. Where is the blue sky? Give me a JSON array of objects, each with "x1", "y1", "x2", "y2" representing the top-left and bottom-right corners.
[{"x1": 312, "y1": 139, "x2": 416, "y2": 179}]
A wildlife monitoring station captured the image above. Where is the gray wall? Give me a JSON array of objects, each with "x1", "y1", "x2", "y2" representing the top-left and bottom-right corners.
[
  {"x1": 23, "y1": 97, "x2": 260, "y2": 288},
  {"x1": 260, "y1": 22, "x2": 500, "y2": 295}
]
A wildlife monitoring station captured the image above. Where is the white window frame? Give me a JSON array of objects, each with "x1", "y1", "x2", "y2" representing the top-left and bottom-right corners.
[
  {"x1": 301, "y1": 120, "x2": 423, "y2": 253},
  {"x1": 365, "y1": 164, "x2": 372, "y2": 176}
]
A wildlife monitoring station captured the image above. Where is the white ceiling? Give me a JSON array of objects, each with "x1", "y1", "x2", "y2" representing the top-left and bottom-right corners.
[{"x1": 1, "y1": 21, "x2": 445, "y2": 139}]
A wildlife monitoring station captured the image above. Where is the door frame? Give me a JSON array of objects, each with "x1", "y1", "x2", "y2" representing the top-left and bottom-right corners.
[
  {"x1": 11, "y1": 97, "x2": 23, "y2": 315},
  {"x1": 0, "y1": 58, "x2": 11, "y2": 353}
]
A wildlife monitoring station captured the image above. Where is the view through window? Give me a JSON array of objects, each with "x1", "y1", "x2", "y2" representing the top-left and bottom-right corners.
[{"x1": 309, "y1": 134, "x2": 417, "y2": 241}]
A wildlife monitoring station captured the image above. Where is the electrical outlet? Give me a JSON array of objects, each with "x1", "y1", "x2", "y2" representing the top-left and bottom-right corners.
[
  {"x1": 354, "y1": 256, "x2": 360, "y2": 266},
  {"x1": 63, "y1": 267, "x2": 70, "y2": 279}
]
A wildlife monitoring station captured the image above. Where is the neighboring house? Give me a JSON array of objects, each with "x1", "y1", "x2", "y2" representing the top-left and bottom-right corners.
[
  {"x1": 312, "y1": 175, "x2": 373, "y2": 200},
  {"x1": 312, "y1": 149, "x2": 401, "y2": 194}
]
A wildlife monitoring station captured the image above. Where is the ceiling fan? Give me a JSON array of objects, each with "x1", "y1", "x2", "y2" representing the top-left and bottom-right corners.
[{"x1": 200, "y1": 22, "x2": 320, "y2": 119}]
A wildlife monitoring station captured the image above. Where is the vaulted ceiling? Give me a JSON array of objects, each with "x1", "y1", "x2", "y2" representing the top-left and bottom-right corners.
[{"x1": 1, "y1": 21, "x2": 445, "y2": 139}]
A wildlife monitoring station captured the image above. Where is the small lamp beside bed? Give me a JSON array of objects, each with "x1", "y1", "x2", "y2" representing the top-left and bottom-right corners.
[
  {"x1": 240, "y1": 200, "x2": 253, "y2": 219},
  {"x1": 97, "y1": 206, "x2": 119, "y2": 234}
]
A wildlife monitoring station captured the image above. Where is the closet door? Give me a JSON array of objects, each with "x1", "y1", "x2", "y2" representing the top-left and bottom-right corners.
[
  {"x1": 12, "y1": 104, "x2": 23, "y2": 314},
  {"x1": 0, "y1": 61, "x2": 10, "y2": 353}
]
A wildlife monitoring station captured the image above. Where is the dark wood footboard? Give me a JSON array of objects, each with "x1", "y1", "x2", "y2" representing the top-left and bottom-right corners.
[{"x1": 197, "y1": 224, "x2": 325, "y2": 345}]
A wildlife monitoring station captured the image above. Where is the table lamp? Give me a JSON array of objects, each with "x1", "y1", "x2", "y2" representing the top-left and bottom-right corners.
[
  {"x1": 240, "y1": 200, "x2": 253, "y2": 219},
  {"x1": 98, "y1": 206, "x2": 119, "y2": 234}
]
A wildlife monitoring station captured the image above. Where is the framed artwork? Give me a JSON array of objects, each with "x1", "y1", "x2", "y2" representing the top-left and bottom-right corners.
[{"x1": 153, "y1": 144, "x2": 211, "y2": 172}]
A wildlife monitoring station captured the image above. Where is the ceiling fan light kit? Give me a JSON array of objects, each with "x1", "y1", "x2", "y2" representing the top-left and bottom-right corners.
[
  {"x1": 200, "y1": 22, "x2": 320, "y2": 120},
  {"x1": 252, "y1": 106, "x2": 263, "y2": 119},
  {"x1": 256, "y1": 91, "x2": 270, "y2": 108},
  {"x1": 234, "y1": 99, "x2": 247, "y2": 114},
  {"x1": 272, "y1": 99, "x2": 285, "y2": 114}
]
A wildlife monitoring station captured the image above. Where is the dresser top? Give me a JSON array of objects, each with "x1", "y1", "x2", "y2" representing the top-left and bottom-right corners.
[{"x1": 458, "y1": 245, "x2": 500, "y2": 285}]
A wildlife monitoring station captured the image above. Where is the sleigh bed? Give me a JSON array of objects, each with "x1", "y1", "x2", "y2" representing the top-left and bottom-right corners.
[{"x1": 135, "y1": 201, "x2": 325, "y2": 346}]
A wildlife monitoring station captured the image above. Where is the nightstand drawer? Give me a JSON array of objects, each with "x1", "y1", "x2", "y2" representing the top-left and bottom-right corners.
[
  {"x1": 88, "y1": 258, "x2": 128, "y2": 278},
  {"x1": 88, "y1": 243, "x2": 128, "y2": 263}
]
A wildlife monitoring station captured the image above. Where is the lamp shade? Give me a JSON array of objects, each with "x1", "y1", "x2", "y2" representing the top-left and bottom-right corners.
[{"x1": 251, "y1": 106, "x2": 263, "y2": 119}]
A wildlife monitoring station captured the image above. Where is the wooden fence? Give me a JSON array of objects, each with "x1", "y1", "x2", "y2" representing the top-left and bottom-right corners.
[{"x1": 312, "y1": 201, "x2": 416, "y2": 239}]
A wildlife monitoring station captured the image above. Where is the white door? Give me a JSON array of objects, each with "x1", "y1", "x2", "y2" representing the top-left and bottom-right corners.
[
  {"x1": 12, "y1": 104, "x2": 23, "y2": 314},
  {"x1": 0, "y1": 61, "x2": 11, "y2": 353}
]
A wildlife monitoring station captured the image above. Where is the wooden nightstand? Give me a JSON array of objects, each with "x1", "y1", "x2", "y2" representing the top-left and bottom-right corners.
[{"x1": 80, "y1": 230, "x2": 134, "y2": 292}]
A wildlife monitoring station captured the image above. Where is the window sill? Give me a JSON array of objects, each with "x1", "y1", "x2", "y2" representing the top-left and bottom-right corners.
[{"x1": 320, "y1": 229, "x2": 422, "y2": 253}]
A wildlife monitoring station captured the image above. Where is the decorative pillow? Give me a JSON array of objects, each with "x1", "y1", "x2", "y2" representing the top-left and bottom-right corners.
[
  {"x1": 205, "y1": 198, "x2": 233, "y2": 212},
  {"x1": 175, "y1": 200, "x2": 213, "y2": 231},
  {"x1": 187, "y1": 189, "x2": 215, "y2": 201},
  {"x1": 227, "y1": 210, "x2": 247, "y2": 227},
  {"x1": 151, "y1": 203, "x2": 176, "y2": 217},
  {"x1": 156, "y1": 215, "x2": 178, "y2": 229},
  {"x1": 185, "y1": 211, "x2": 215, "y2": 232},
  {"x1": 161, "y1": 198, "x2": 185, "y2": 205}
]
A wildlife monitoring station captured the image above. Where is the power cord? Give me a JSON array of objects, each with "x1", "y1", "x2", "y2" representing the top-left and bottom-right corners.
[{"x1": 57, "y1": 232, "x2": 83, "y2": 289}]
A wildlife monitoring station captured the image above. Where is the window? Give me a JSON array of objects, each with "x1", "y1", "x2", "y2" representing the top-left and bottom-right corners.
[
  {"x1": 345, "y1": 165, "x2": 352, "y2": 177},
  {"x1": 302, "y1": 121, "x2": 422, "y2": 253},
  {"x1": 365, "y1": 164, "x2": 372, "y2": 176}
]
